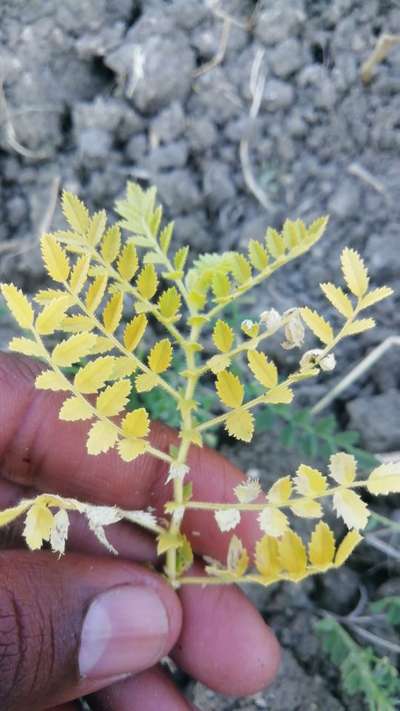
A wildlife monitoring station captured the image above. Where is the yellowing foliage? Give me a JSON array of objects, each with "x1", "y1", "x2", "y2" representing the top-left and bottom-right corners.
[{"x1": 0, "y1": 184, "x2": 395, "y2": 592}]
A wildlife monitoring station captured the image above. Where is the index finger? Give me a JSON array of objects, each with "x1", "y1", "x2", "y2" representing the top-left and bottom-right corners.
[{"x1": 0, "y1": 354, "x2": 261, "y2": 561}]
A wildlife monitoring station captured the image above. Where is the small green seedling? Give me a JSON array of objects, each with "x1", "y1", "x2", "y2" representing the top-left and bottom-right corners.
[{"x1": 0, "y1": 182, "x2": 398, "y2": 589}]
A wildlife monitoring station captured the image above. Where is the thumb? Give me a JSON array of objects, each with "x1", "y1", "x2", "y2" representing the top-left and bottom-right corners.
[{"x1": 0, "y1": 550, "x2": 181, "y2": 710}]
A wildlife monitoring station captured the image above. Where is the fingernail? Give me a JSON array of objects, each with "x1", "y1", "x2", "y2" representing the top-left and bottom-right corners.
[{"x1": 79, "y1": 585, "x2": 169, "y2": 679}]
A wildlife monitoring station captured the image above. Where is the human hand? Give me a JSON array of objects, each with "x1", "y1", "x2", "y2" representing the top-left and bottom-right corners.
[{"x1": 0, "y1": 353, "x2": 280, "y2": 710}]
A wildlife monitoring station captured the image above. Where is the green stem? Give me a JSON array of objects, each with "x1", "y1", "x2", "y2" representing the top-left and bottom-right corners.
[{"x1": 165, "y1": 324, "x2": 201, "y2": 583}]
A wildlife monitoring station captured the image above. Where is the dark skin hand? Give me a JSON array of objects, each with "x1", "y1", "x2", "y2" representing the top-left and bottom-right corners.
[{"x1": 0, "y1": 353, "x2": 280, "y2": 711}]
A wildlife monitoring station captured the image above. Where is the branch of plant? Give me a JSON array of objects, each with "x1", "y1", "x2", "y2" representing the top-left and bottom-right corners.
[{"x1": 32, "y1": 330, "x2": 173, "y2": 467}]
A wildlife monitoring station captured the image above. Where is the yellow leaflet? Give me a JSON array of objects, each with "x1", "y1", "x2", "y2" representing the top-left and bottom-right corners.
[
  {"x1": 102, "y1": 292, "x2": 123, "y2": 335},
  {"x1": 300, "y1": 307, "x2": 333, "y2": 345},
  {"x1": 148, "y1": 339, "x2": 173, "y2": 374},
  {"x1": 0, "y1": 501, "x2": 30, "y2": 527},
  {"x1": 214, "y1": 509, "x2": 241, "y2": 532},
  {"x1": 1, "y1": 283, "x2": 34, "y2": 329},
  {"x1": 69, "y1": 254, "x2": 91, "y2": 295},
  {"x1": 35, "y1": 296, "x2": 73, "y2": 336},
  {"x1": 268, "y1": 476, "x2": 292, "y2": 506},
  {"x1": 135, "y1": 372, "x2": 158, "y2": 392},
  {"x1": 255, "y1": 536, "x2": 281, "y2": 578},
  {"x1": 247, "y1": 350, "x2": 278, "y2": 389},
  {"x1": 320, "y1": 283, "x2": 353, "y2": 318},
  {"x1": 118, "y1": 242, "x2": 139, "y2": 281},
  {"x1": 227, "y1": 535, "x2": 249, "y2": 577},
  {"x1": 123, "y1": 314, "x2": 147, "y2": 351},
  {"x1": 87, "y1": 420, "x2": 118, "y2": 455},
  {"x1": 23, "y1": 504, "x2": 54, "y2": 550},
  {"x1": 101, "y1": 225, "x2": 121, "y2": 263},
  {"x1": 212, "y1": 320, "x2": 234, "y2": 353},
  {"x1": 34, "y1": 288, "x2": 65, "y2": 304},
  {"x1": 334, "y1": 530, "x2": 362, "y2": 566},
  {"x1": 61, "y1": 315, "x2": 95, "y2": 332},
  {"x1": 248, "y1": 239, "x2": 269, "y2": 271},
  {"x1": 291, "y1": 499, "x2": 322, "y2": 518},
  {"x1": 41, "y1": 234, "x2": 70, "y2": 282},
  {"x1": 265, "y1": 227, "x2": 285, "y2": 258},
  {"x1": 74, "y1": 356, "x2": 115, "y2": 393},
  {"x1": 89, "y1": 336, "x2": 113, "y2": 355},
  {"x1": 52, "y1": 332, "x2": 98, "y2": 367},
  {"x1": 216, "y1": 370, "x2": 244, "y2": 408},
  {"x1": 294, "y1": 464, "x2": 327, "y2": 497},
  {"x1": 118, "y1": 438, "x2": 147, "y2": 461},
  {"x1": 59, "y1": 396, "x2": 93, "y2": 421},
  {"x1": 264, "y1": 384, "x2": 293, "y2": 404},
  {"x1": 173, "y1": 245, "x2": 189, "y2": 270},
  {"x1": 35, "y1": 370, "x2": 70, "y2": 391},
  {"x1": 158, "y1": 287, "x2": 181, "y2": 321},
  {"x1": 85, "y1": 275, "x2": 108, "y2": 313},
  {"x1": 341, "y1": 247, "x2": 369, "y2": 297},
  {"x1": 333, "y1": 490, "x2": 369, "y2": 530},
  {"x1": 9, "y1": 337, "x2": 45, "y2": 358},
  {"x1": 342, "y1": 318, "x2": 375, "y2": 336},
  {"x1": 258, "y1": 505, "x2": 288, "y2": 537},
  {"x1": 111, "y1": 356, "x2": 136, "y2": 379},
  {"x1": 212, "y1": 272, "x2": 231, "y2": 300},
  {"x1": 359, "y1": 286, "x2": 393, "y2": 310},
  {"x1": 208, "y1": 354, "x2": 231, "y2": 374},
  {"x1": 232, "y1": 254, "x2": 252, "y2": 285},
  {"x1": 329, "y1": 452, "x2": 356, "y2": 486},
  {"x1": 278, "y1": 530, "x2": 307, "y2": 579},
  {"x1": 136, "y1": 263, "x2": 158, "y2": 299},
  {"x1": 121, "y1": 407, "x2": 150, "y2": 438},
  {"x1": 176, "y1": 534, "x2": 194, "y2": 576},
  {"x1": 308, "y1": 521, "x2": 335, "y2": 569},
  {"x1": 157, "y1": 531, "x2": 183, "y2": 556},
  {"x1": 87, "y1": 210, "x2": 106, "y2": 246},
  {"x1": 366, "y1": 462, "x2": 400, "y2": 495},
  {"x1": 234, "y1": 479, "x2": 261, "y2": 503},
  {"x1": 62, "y1": 191, "x2": 90, "y2": 234},
  {"x1": 225, "y1": 409, "x2": 254, "y2": 442},
  {"x1": 96, "y1": 379, "x2": 131, "y2": 417}
]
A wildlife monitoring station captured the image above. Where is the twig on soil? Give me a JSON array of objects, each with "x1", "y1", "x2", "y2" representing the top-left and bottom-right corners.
[
  {"x1": 0, "y1": 177, "x2": 60, "y2": 267},
  {"x1": 361, "y1": 33, "x2": 400, "y2": 84},
  {"x1": 311, "y1": 336, "x2": 400, "y2": 415},
  {"x1": 347, "y1": 162, "x2": 387, "y2": 198},
  {"x1": 344, "y1": 622, "x2": 400, "y2": 655},
  {"x1": 365, "y1": 533, "x2": 400, "y2": 563},
  {"x1": 0, "y1": 81, "x2": 53, "y2": 160},
  {"x1": 37, "y1": 176, "x2": 61, "y2": 237},
  {"x1": 193, "y1": 15, "x2": 232, "y2": 78},
  {"x1": 239, "y1": 49, "x2": 276, "y2": 212}
]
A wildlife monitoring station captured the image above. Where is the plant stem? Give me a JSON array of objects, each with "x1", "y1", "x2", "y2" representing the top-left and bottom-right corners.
[{"x1": 165, "y1": 324, "x2": 201, "y2": 584}]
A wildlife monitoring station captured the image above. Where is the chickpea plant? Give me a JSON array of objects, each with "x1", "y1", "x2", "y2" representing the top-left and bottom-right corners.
[{"x1": 1, "y1": 183, "x2": 399, "y2": 589}]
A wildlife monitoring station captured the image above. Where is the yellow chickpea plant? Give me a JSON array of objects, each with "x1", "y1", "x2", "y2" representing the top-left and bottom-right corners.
[{"x1": 1, "y1": 182, "x2": 399, "y2": 589}]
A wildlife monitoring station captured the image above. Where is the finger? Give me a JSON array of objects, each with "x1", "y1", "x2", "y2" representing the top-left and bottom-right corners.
[
  {"x1": 172, "y1": 563, "x2": 281, "y2": 696},
  {"x1": 0, "y1": 354, "x2": 259, "y2": 561},
  {"x1": 88, "y1": 667, "x2": 196, "y2": 711},
  {"x1": 0, "y1": 549, "x2": 181, "y2": 711}
]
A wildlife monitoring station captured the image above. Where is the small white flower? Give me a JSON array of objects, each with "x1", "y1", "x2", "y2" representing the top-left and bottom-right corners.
[
  {"x1": 300, "y1": 349, "x2": 336, "y2": 371},
  {"x1": 320, "y1": 353, "x2": 336, "y2": 371},
  {"x1": 260, "y1": 308, "x2": 282, "y2": 330},
  {"x1": 300, "y1": 348, "x2": 324, "y2": 369},
  {"x1": 241, "y1": 319, "x2": 254, "y2": 331},
  {"x1": 214, "y1": 508, "x2": 241, "y2": 532}
]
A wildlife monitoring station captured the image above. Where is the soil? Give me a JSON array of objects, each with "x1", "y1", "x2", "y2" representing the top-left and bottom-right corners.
[{"x1": 0, "y1": 1, "x2": 399, "y2": 709}]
